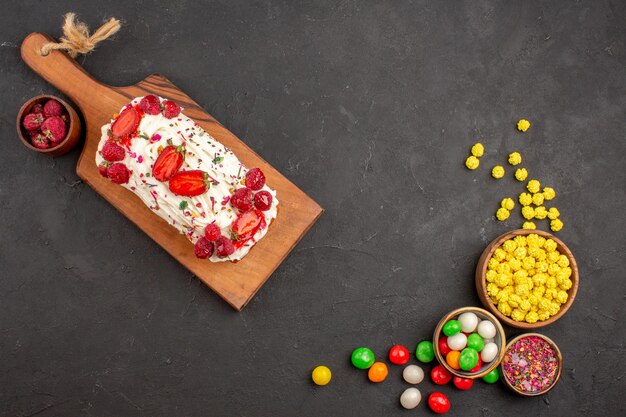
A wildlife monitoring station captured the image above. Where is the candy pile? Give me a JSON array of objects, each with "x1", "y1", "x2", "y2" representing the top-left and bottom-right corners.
[
  {"x1": 439, "y1": 312, "x2": 499, "y2": 373},
  {"x1": 485, "y1": 233, "x2": 573, "y2": 323},
  {"x1": 464, "y1": 118, "x2": 565, "y2": 232},
  {"x1": 502, "y1": 335, "x2": 559, "y2": 394},
  {"x1": 21, "y1": 98, "x2": 70, "y2": 149}
]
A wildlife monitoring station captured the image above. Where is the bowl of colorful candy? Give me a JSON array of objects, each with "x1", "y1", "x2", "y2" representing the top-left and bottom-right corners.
[
  {"x1": 475, "y1": 229, "x2": 579, "y2": 329},
  {"x1": 433, "y1": 307, "x2": 506, "y2": 379},
  {"x1": 500, "y1": 333, "x2": 562, "y2": 396},
  {"x1": 17, "y1": 95, "x2": 81, "y2": 156}
]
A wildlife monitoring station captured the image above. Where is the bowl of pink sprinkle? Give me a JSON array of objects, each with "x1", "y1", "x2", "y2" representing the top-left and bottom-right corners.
[
  {"x1": 17, "y1": 95, "x2": 81, "y2": 156},
  {"x1": 500, "y1": 333, "x2": 562, "y2": 396}
]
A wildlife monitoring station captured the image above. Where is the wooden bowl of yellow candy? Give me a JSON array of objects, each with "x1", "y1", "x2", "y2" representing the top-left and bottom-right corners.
[{"x1": 475, "y1": 229, "x2": 579, "y2": 329}]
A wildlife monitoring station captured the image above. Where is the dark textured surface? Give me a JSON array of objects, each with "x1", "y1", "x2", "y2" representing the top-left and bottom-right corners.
[{"x1": 1, "y1": 1, "x2": 624, "y2": 416}]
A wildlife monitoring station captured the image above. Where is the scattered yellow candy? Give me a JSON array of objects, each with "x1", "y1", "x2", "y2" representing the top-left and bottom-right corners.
[
  {"x1": 501, "y1": 198, "x2": 515, "y2": 211},
  {"x1": 514, "y1": 168, "x2": 528, "y2": 182},
  {"x1": 519, "y1": 193, "x2": 533, "y2": 206},
  {"x1": 496, "y1": 207, "x2": 510, "y2": 221},
  {"x1": 312, "y1": 366, "x2": 332, "y2": 386},
  {"x1": 527, "y1": 179, "x2": 541, "y2": 193},
  {"x1": 492, "y1": 165, "x2": 505, "y2": 179},
  {"x1": 543, "y1": 187, "x2": 556, "y2": 201},
  {"x1": 508, "y1": 152, "x2": 522, "y2": 166},
  {"x1": 551, "y1": 218, "x2": 564, "y2": 232},
  {"x1": 517, "y1": 119, "x2": 531, "y2": 132},
  {"x1": 486, "y1": 233, "x2": 571, "y2": 323},
  {"x1": 534, "y1": 206, "x2": 548, "y2": 219},
  {"x1": 523, "y1": 221, "x2": 536, "y2": 229},
  {"x1": 471, "y1": 143, "x2": 485, "y2": 157},
  {"x1": 521, "y1": 206, "x2": 535, "y2": 220},
  {"x1": 466, "y1": 155, "x2": 480, "y2": 170},
  {"x1": 547, "y1": 207, "x2": 560, "y2": 220},
  {"x1": 532, "y1": 193, "x2": 545, "y2": 206}
]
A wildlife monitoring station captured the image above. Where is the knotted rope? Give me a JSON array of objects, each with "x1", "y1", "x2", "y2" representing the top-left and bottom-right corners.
[{"x1": 40, "y1": 13, "x2": 121, "y2": 58}]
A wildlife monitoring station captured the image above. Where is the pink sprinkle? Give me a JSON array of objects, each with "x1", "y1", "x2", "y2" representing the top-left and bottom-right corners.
[
  {"x1": 221, "y1": 196, "x2": 230, "y2": 206},
  {"x1": 150, "y1": 134, "x2": 162, "y2": 143},
  {"x1": 137, "y1": 155, "x2": 143, "y2": 163}
]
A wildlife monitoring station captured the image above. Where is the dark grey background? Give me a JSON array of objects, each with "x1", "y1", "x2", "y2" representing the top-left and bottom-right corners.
[{"x1": 1, "y1": 1, "x2": 624, "y2": 416}]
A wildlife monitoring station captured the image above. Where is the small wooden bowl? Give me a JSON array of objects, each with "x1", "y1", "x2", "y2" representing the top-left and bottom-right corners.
[
  {"x1": 433, "y1": 306, "x2": 506, "y2": 379},
  {"x1": 475, "y1": 229, "x2": 579, "y2": 329},
  {"x1": 16, "y1": 95, "x2": 81, "y2": 156},
  {"x1": 500, "y1": 333, "x2": 562, "y2": 396}
]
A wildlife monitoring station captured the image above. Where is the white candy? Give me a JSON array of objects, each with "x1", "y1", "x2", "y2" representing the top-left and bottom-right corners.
[
  {"x1": 403, "y1": 365, "x2": 424, "y2": 384},
  {"x1": 481, "y1": 342, "x2": 499, "y2": 363},
  {"x1": 477, "y1": 320, "x2": 497, "y2": 339},
  {"x1": 400, "y1": 387, "x2": 422, "y2": 409},
  {"x1": 458, "y1": 312, "x2": 479, "y2": 333},
  {"x1": 447, "y1": 333, "x2": 468, "y2": 351}
]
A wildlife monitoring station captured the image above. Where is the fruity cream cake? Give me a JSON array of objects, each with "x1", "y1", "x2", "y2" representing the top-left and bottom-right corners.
[{"x1": 95, "y1": 95, "x2": 278, "y2": 262}]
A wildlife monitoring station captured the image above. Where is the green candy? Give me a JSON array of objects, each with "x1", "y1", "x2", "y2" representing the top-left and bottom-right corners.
[
  {"x1": 459, "y1": 348, "x2": 479, "y2": 371},
  {"x1": 415, "y1": 340, "x2": 435, "y2": 363},
  {"x1": 351, "y1": 347, "x2": 375, "y2": 369},
  {"x1": 482, "y1": 367, "x2": 500, "y2": 384},
  {"x1": 442, "y1": 320, "x2": 461, "y2": 336},
  {"x1": 467, "y1": 333, "x2": 485, "y2": 351}
]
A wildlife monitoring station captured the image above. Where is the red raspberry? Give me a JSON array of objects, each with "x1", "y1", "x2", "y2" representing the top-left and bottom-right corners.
[
  {"x1": 204, "y1": 223, "x2": 222, "y2": 241},
  {"x1": 30, "y1": 132, "x2": 50, "y2": 149},
  {"x1": 230, "y1": 187, "x2": 253, "y2": 211},
  {"x1": 162, "y1": 100, "x2": 181, "y2": 119},
  {"x1": 194, "y1": 237, "x2": 214, "y2": 259},
  {"x1": 215, "y1": 236, "x2": 235, "y2": 257},
  {"x1": 41, "y1": 116, "x2": 67, "y2": 143},
  {"x1": 253, "y1": 190, "x2": 273, "y2": 211},
  {"x1": 22, "y1": 112, "x2": 45, "y2": 131},
  {"x1": 139, "y1": 94, "x2": 161, "y2": 115},
  {"x1": 107, "y1": 163, "x2": 130, "y2": 184},
  {"x1": 245, "y1": 168, "x2": 266, "y2": 190},
  {"x1": 98, "y1": 163, "x2": 109, "y2": 177},
  {"x1": 43, "y1": 99, "x2": 64, "y2": 117},
  {"x1": 31, "y1": 103, "x2": 44, "y2": 114},
  {"x1": 102, "y1": 141, "x2": 126, "y2": 162}
]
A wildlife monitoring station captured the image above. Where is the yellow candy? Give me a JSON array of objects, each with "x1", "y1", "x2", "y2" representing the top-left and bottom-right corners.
[
  {"x1": 544, "y1": 239, "x2": 557, "y2": 252},
  {"x1": 508, "y1": 258, "x2": 522, "y2": 271},
  {"x1": 522, "y1": 257, "x2": 536, "y2": 270},
  {"x1": 522, "y1": 221, "x2": 536, "y2": 230},
  {"x1": 557, "y1": 255, "x2": 570, "y2": 268},
  {"x1": 312, "y1": 366, "x2": 332, "y2": 386},
  {"x1": 501, "y1": 198, "x2": 515, "y2": 211},
  {"x1": 488, "y1": 258, "x2": 500, "y2": 270},
  {"x1": 525, "y1": 311, "x2": 539, "y2": 323},
  {"x1": 511, "y1": 309, "x2": 526, "y2": 322},
  {"x1": 498, "y1": 302, "x2": 512, "y2": 316},
  {"x1": 492, "y1": 165, "x2": 505, "y2": 179},
  {"x1": 465, "y1": 155, "x2": 480, "y2": 170},
  {"x1": 508, "y1": 152, "x2": 522, "y2": 166},
  {"x1": 517, "y1": 119, "x2": 531, "y2": 132},
  {"x1": 486, "y1": 270, "x2": 497, "y2": 282},
  {"x1": 521, "y1": 206, "x2": 535, "y2": 220},
  {"x1": 519, "y1": 193, "x2": 533, "y2": 206},
  {"x1": 551, "y1": 218, "x2": 564, "y2": 232},
  {"x1": 514, "y1": 246, "x2": 527, "y2": 259},
  {"x1": 532, "y1": 193, "x2": 544, "y2": 206},
  {"x1": 513, "y1": 235, "x2": 527, "y2": 247},
  {"x1": 527, "y1": 179, "x2": 541, "y2": 193},
  {"x1": 534, "y1": 206, "x2": 548, "y2": 220},
  {"x1": 560, "y1": 278, "x2": 573, "y2": 291},
  {"x1": 471, "y1": 143, "x2": 485, "y2": 157},
  {"x1": 494, "y1": 248, "x2": 507, "y2": 262},
  {"x1": 543, "y1": 187, "x2": 556, "y2": 200},
  {"x1": 487, "y1": 282, "x2": 499, "y2": 296},
  {"x1": 547, "y1": 208, "x2": 560, "y2": 220},
  {"x1": 520, "y1": 300, "x2": 531, "y2": 312},
  {"x1": 496, "y1": 207, "x2": 510, "y2": 221},
  {"x1": 548, "y1": 264, "x2": 560, "y2": 277},
  {"x1": 536, "y1": 261, "x2": 548, "y2": 273},
  {"x1": 502, "y1": 240, "x2": 517, "y2": 253},
  {"x1": 555, "y1": 290, "x2": 568, "y2": 304},
  {"x1": 515, "y1": 168, "x2": 528, "y2": 182}
]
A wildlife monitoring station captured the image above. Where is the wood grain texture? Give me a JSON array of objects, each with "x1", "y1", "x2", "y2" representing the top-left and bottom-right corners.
[
  {"x1": 21, "y1": 32, "x2": 323, "y2": 310},
  {"x1": 475, "y1": 229, "x2": 579, "y2": 329}
]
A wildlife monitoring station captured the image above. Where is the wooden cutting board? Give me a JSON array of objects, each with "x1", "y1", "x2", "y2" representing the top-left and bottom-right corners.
[{"x1": 21, "y1": 32, "x2": 323, "y2": 311}]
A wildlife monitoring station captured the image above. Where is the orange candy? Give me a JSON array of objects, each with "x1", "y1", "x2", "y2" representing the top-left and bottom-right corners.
[
  {"x1": 446, "y1": 351, "x2": 461, "y2": 370},
  {"x1": 368, "y1": 362, "x2": 389, "y2": 383}
]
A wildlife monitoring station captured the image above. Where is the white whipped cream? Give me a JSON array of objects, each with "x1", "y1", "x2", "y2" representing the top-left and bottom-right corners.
[{"x1": 95, "y1": 96, "x2": 278, "y2": 262}]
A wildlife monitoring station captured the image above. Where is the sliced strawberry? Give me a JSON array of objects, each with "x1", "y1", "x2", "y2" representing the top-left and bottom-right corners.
[
  {"x1": 152, "y1": 144, "x2": 185, "y2": 182},
  {"x1": 232, "y1": 209, "x2": 265, "y2": 242},
  {"x1": 169, "y1": 170, "x2": 209, "y2": 196},
  {"x1": 111, "y1": 106, "x2": 140, "y2": 139}
]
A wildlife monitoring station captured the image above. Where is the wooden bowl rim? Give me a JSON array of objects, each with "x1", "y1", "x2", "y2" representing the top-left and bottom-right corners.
[
  {"x1": 16, "y1": 94, "x2": 79, "y2": 154},
  {"x1": 499, "y1": 332, "x2": 563, "y2": 396},
  {"x1": 475, "y1": 229, "x2": 579, "y2": 329},
  {"x1": 433, "y1": 306, "x2": 507, "y2": 379}
]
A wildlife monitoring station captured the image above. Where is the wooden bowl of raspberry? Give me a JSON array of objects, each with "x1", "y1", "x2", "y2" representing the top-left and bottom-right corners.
[{"x1": 17, "y1": 95, "x2": 81, "y2": 156}]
